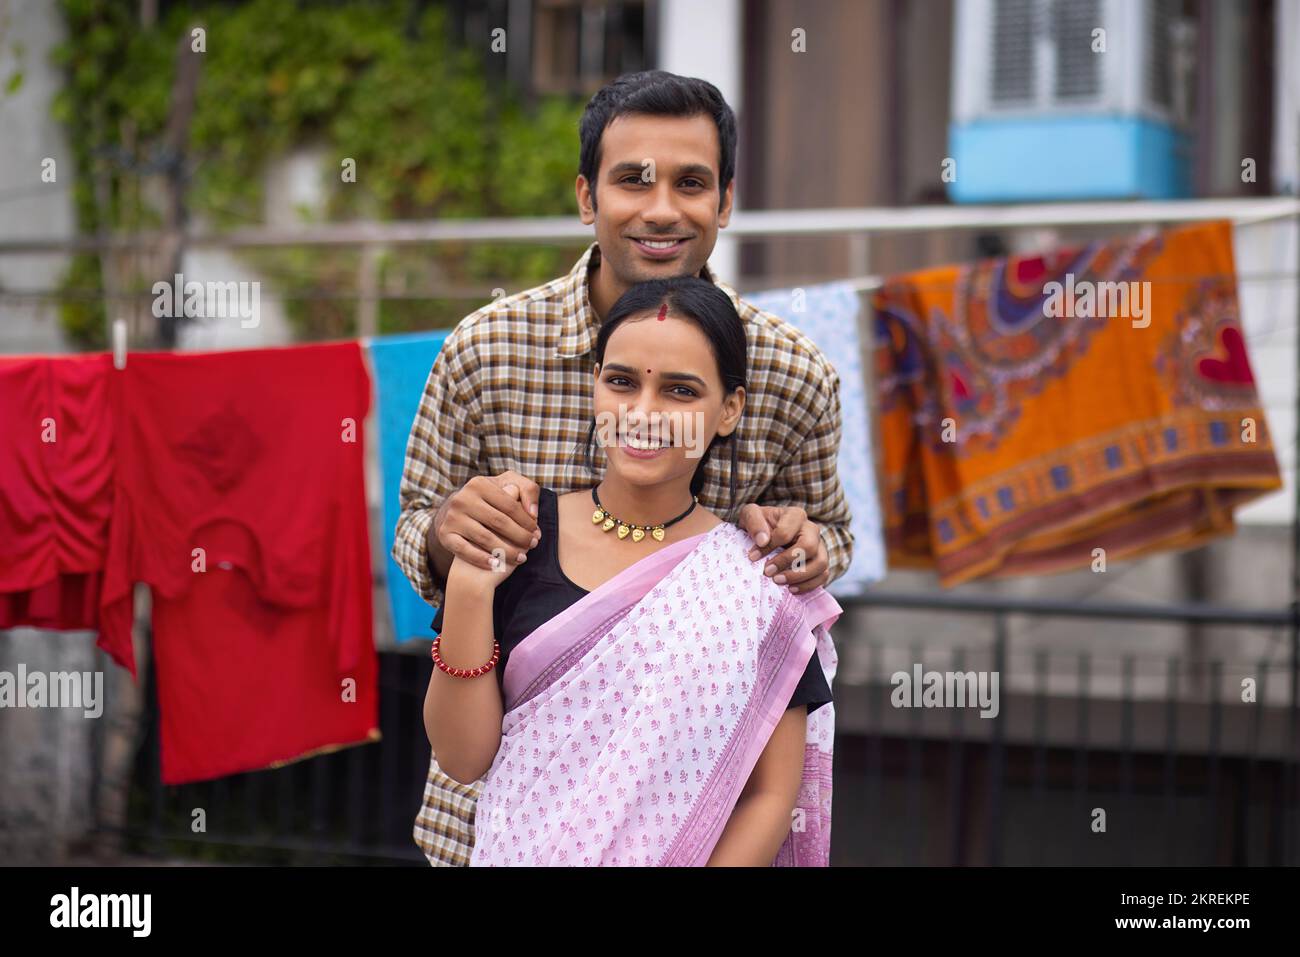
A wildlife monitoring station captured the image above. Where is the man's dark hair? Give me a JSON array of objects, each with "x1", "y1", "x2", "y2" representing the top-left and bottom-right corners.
[{"x1": 578, "y1": 70, "x2": 737, "y2": 213}]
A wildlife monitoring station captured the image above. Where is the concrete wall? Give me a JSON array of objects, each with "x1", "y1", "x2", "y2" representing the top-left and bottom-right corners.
[
  {"x1": 0, "y1": 0, "x2": 75, "y2": 352},
  {"x1": 658, "y1": 0, "x2": 743, "y2": 285}
]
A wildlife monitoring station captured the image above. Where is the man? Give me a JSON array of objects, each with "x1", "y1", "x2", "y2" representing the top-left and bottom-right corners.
[{"x1": 393, "y1": 70, "x2": 854, "y2": 865}]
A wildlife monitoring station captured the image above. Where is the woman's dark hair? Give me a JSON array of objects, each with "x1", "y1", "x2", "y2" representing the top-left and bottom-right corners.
[
  {"x1": 572, "y1": 276, "x2": 748, "y2": 509},
  {"x1": 578, "y1": 70, "x2": 737, "y2": 214}
]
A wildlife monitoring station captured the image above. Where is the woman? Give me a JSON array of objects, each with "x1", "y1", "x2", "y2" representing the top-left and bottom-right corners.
[{"x1": 422, "y1": 276, "x2": 841, "y2": 866}]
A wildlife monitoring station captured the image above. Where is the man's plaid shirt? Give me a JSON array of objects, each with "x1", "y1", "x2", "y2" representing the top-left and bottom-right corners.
[{"x1": 393, "y1": 240, "x2": 854, "y2": 864}]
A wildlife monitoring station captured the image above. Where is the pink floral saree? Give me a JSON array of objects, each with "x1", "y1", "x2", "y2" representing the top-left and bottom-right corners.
[{"x1": 469, "y1": 521, "x2": 842, "y2": 866}]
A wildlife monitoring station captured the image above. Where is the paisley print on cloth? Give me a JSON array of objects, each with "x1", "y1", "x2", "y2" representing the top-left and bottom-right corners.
[
  {"x1": 878, "y1": 229, "x2": 1164, "y2": 456},
  {"x1": 873, "y1": 220, "x2": 1283, "y2": 587}
]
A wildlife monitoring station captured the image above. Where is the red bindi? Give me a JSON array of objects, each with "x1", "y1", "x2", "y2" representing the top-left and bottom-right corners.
[{"x1": 657, "y1": 304, "x2": 667, "y2": 321}]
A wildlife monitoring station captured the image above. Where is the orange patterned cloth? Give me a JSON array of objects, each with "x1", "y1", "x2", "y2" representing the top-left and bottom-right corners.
[{"x1": 873, "y1": 220, "x2": 1283, "y2": 587}]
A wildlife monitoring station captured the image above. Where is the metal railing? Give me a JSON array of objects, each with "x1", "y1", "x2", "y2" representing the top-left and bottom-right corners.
[
  {"x1": 115, "y1": 606, "x2": 1299, "y2": 865},
  {"x1": 5, "y1": 197, "x2": 1298, "y2": 253},
  {"x1": 834, "y1": 593, "x2": 1298, "y2": 865}
]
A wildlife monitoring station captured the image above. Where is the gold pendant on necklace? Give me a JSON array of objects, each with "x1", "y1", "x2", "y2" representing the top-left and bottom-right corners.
[{"x1": 592, "y1": 499, "x2": 676, "y2": 543}]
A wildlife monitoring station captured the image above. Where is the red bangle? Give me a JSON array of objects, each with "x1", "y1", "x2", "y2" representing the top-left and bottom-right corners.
[{"x1": 431, "y1": 634, "x2": 500, "y2": 678}]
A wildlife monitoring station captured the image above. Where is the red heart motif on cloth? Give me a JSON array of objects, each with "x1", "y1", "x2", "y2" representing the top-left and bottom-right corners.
[
  {"x1": 1197, "y1": 326, "x2": 1255, "y2": 385},
  {"x1": 950, "y1": 370, "x2": 971, "y2": 401},
  {"x1": 1013, "y1": 245, "x2": 1076, "y2": 285},
  {"x1": 1013, "y1": 255, "x2": 1046, "y2": 286}
]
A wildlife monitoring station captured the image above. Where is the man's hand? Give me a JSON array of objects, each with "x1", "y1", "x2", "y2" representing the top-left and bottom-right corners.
[
  {"x1": 446, "y1": 484, "x2": 533, "y2": 591},
  {"x1": 737, "y1": 504, "x2": 829, "y2": 594},
  {"x1": 428, "y1": 471, "x2": 542, "y2": 576}
]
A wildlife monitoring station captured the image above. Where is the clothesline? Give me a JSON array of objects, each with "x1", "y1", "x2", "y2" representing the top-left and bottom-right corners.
[
  {"x1": 115, "y1": 207, "x2": 1300, "y2": 363},
  {"x1": 836, "y1": 205, "x2": 1300, "y2": 295}
]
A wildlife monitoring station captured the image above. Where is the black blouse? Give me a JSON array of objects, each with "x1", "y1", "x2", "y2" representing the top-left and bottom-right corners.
[{"x1": 431, "y1": 487, "x2": 832, "y2": 714}]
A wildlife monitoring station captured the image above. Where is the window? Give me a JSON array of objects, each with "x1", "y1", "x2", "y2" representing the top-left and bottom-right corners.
[
  {"x1": 976, "y1": 0, "x2": 1187, "y2": 119},
  {"x1": 531, "y1": 0, "x2": 651, "y2": 96},
  {"x1": 1053, "y1": 0, "x2": 1101, "y2": 101},
  {"x1": 990, "y1": 0, "x2": 1102, "y2": 107},
  {"x1": 991, "y1": 0, "x2": 1037, "y2": 104}
]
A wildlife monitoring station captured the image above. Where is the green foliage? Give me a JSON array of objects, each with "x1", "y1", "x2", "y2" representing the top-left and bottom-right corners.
[
  {"x1": 57, "y1": 253, "x2": 108, "y2": 351},
  {"x1": 51, "y1": 0, "x2": 587, "y2": 346}
]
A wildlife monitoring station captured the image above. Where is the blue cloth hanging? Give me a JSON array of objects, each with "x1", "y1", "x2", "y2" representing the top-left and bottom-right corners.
[{"x1": 368, "y1": 330, "x2": 450, "y2": 641}]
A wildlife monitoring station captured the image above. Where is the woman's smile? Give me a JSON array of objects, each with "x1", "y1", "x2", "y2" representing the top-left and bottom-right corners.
[
  {"x1": 620, "y1": 443, "x2": 668, "y2": 459},
  {"x1": 618, "y1": 432, "x2": 671, "y2": 458}
]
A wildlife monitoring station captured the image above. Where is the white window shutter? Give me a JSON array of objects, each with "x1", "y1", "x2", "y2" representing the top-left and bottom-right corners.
[{"x1": 990, "y1": 0, "x2": 1038, "y2": 105}]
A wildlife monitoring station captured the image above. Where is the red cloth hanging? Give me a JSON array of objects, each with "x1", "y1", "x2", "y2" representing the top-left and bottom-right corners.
[
  {"x1": 99, "y1": 341, "x2": 379, "y2": 784},
  {"x1": 0, "y1": 354, "x2": 114, "y2": 631}
]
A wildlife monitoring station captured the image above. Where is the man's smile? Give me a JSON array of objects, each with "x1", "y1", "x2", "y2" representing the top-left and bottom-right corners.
[{"x1": 630, "y1": 236, "x2": 691, "y2": 259}]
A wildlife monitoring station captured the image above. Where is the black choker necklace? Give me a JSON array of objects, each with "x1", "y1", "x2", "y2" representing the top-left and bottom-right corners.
[{"x1": 590, "y1": 486, "x2": 697, "y2": 543}]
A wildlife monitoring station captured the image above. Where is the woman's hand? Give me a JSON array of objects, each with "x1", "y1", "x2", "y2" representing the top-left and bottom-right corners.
[{"x1": 446, "y1": 548, "x2": 521, "y2": 593}]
